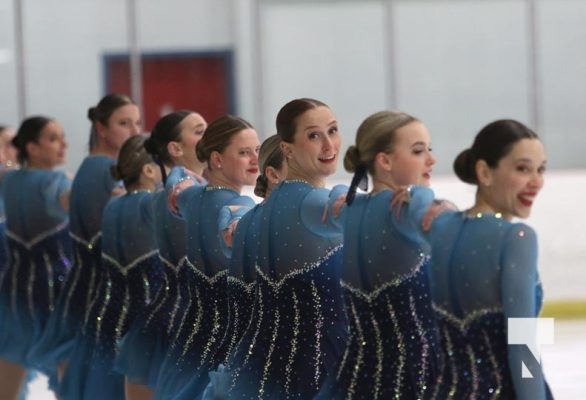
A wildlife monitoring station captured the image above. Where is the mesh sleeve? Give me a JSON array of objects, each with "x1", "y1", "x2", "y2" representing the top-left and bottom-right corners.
[{"x1": 501, "y1": 223, "x2": 548, "y2": 399}]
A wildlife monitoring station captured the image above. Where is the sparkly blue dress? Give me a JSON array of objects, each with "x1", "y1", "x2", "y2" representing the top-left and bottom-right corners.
[
  {"x1": 59, "y1": 190, "x2": 164, "y2": 400},
  {"x1": 0, "y1": 167, "x2": 9, "y2": 282},
  {"x1": 188, "y1": 204, "x2": 259, "y2": 400},
  {"x1": 226, "y1": 180, "x2": 347, "y2": 400},
  {"x1": 153, "y1": 167, "x2": 255, "y2": 400},
  {"x1": 429, "y1": 211, "x2": 553, "y2": 399},
  {"x1": 0, "y1": 211, "x2": 6, "y2": 284},
  {"x1": 217, "y1": 204, "x2": 262, "y2": 364},
  {"x1": 114, "y1": 189, "x2": 189, "y2": 387},
  {"x1": 29, "y1": 155, "x2": 120, "y2": 370},
  {"x1": 0, "y1": 168, "x2": 72, "y2": 374},
  {"x1": 316, "y1": 186, "x2": 441, "y2": 400}
]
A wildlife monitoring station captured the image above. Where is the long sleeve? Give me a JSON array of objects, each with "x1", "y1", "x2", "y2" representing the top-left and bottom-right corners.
[
  {"x1": 165, "y1": 166, "x2": 204, "y2": 219},
  {"x1": 217, "y1": 203, "x2": 253, "y2": 258},
  {"x1": 392, "y1": 185, "x2": 435, "y2": 244},
  {"x1": 44, "y1": 171, "x2": 71, "y2": 218},
  {"x1": 501, "y1": 223, "x2": 547, "y2": 400},
  {"x1": 301, "y1": 184, "x2": 347, "y2": 237}
]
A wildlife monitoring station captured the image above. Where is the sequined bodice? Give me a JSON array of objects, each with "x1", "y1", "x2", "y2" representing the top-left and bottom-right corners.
[
  {"x1": 177, "y1": 185, "x2": 255, "y2": 277},
  {"x1": 254, "y1": 181, "x2": 344, "y2": 279},
  {"x1": 429, "y1": 211, "x2": 551, "y2": 399},
  {"x1": 172, "y1": 261, "x2": 229, "y2": 367},
  {"x1": 221, "y1": 277, "x2": 255, "y2": 361},
  {"x1": 339, "y1": 188, "x2": 434, "y2": 290},
  {"x1": 0, "y1": 170, "x2": 72, "y2": 371},
  {"x1": 87, "y1": 190, "x2": 163, "y2": 347},
  {"x1": 2, "y1": 169, "x2": 70, "y2": 242},
  {"x1": 4, "y1": 226, "x2": 72, "y2": 316},
  {"x1": 225, "y1": 181, "x2": 348, "y2": 399},
  {"x1": 326, "y1": 256, "x2": 439, "y2": 400},
  {"x1": 92, "y1": 253, "x2": 162, "y2": 345},
  {"x1": 229, "y1": 246, "x2": 346, "y2": 399}
]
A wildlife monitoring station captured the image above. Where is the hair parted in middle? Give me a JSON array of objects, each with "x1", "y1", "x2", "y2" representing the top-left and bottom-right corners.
[
  {"x1": 344, "y1": 110, "x2": 418, "y2": 176},
  {"x1": 275, "y1": 98, "x2": 328, "y2": 143},
  {"x1": 195, "y1": 115, "x2": 253, "y2": 166}
]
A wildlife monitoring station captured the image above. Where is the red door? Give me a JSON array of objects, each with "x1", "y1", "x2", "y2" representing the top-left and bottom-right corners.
[{"x1": 105, "y1": 52, "x2": 234, "y2": 131}]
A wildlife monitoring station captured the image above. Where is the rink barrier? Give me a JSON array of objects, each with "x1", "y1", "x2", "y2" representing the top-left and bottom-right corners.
[{"x1": 540, "y1": 300, "x2": 586, "y2": 320}]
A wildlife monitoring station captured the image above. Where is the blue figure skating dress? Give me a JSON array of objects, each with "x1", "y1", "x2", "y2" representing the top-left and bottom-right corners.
[
  {"x1": 114, "y1": 189, "x2": 189, "y2": 388},
  {"x1": 153, "y1": 167, "x2": 255, "y2": 400},
  {"x1": 0, "y1": 168, "x2": 72, "y2": 373},
  {"x1": 0, "y1": 167, "x2": 9, "y2": 282},
  {"x1": 217, "y1": 204, "x2": 262, "y2": 365},
  {"x1": 59, "y1": 190, "x2": 164, "y2": 400},
  {"x1": 429, "y1": 211, "x2": 553, "y2": 399},
  {"x1": 0, "y1": 217, "x2": 7, "y2": 284},
  {"x1": 30, "y1": 155, "x2": 120, "y2": 370},
  {"x1": 226, "y1": 180, "x2": 347, "y2": 400},
  {"x1": 316, "y1": 186, "x2": 440, "y2": 400},
  {"x1": 189, "y1": 203, "x2": 260, "y2": 400},
  {"x1": 0, "y1": 163, "x2": 14, "y2": 283}
]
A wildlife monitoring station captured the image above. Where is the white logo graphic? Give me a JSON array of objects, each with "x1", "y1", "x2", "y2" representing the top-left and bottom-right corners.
[{"x1": 508, "y1": 318, "x2": 554, "y2": 378}]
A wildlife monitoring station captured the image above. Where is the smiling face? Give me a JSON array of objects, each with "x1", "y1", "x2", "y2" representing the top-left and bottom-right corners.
[
  {"x1": 215, "y1": 128, "x2": 260, "y2": 191},
  {"x1": 27, "y1": 120, "x2": 67, "y2": 168},
  {"x1": 479, "y1": 138, "x2": 546, "y2": 220},
  {"x1": 385, "y1": 121, "x2": 435, "y2": 187},
  {"x1": 282, "y1": 106, "x2": 341, "y2": 186}
]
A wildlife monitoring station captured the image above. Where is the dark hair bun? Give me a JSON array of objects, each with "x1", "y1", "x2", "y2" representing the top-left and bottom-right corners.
[
  {"x1": 453, "y1": 149, "x2": 477, "y2": 184},
  {"x1": 343, "y1": 145, "x2": 361, "y2": 173},
  {"x1": 110, "y1": 164, "x2": 123, "y2": 181},
  {"x1": 143, "y1": 136, "x2": 156, "y2": 155},
  {"x1": 87, "y1": 106, "x2": 97, "y2": 122},
  {"x1": 195, "y1": 140, "x2": 207, "y2": 163},
  {"x1": 254, "y1": 175, "x2": 268, "y2": 198}
]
